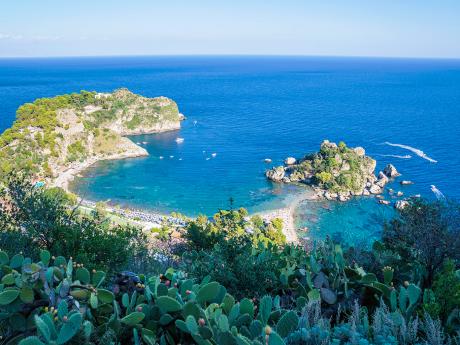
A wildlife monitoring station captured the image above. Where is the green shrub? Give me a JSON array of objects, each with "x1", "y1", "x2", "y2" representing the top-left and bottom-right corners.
[
  {"x1": 315, "y1": 171, "x2": 333, "y2": 184},
  {"x1": 0, "y1": 174, "x2": 148, "y2": 274},
  {"x1": 382, "y1": 198, "x2": 460, "y2": 287},
  {"x1": 185, "y1": 209, "x2": 285, "y2": 252},
  {"x1": 0, "y1": 249, "x2": 457, "y2": 345}
]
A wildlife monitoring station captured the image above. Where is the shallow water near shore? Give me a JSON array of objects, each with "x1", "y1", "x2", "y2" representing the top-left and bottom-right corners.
[
  {"x1": 294, "y1": 196, "x2": 396, "y2": 247},
  {"x1": 1, "y1": 56, "x2": 460, "y2": 245}
]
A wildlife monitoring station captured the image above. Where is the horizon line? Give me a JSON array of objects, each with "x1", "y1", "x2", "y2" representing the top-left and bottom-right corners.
[{"x1": 1, "y1": 53, "x2": 460, "y2": 61}]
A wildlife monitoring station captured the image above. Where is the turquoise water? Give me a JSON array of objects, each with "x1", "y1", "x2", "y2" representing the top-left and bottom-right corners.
[
  {"x1": 1, "y1": 56, "x2": 459, "y2": 243},
  {"x1": 294, "y1": 196, "x2": 395, "y2": 246}
]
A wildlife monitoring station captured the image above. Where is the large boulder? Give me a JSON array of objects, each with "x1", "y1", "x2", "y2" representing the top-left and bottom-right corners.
[
  {"x1": 266, "y1": 166, "x2": 285, "y2": 182},
  {"x1": 324, "y1": 191, "x2": 338, "y2": 200},
  {"x1": 320, "y1": 140, "x2": 338, "y2": 150},
  {"x1": 353, "y1": 146, "x2": 365, "y2": 157},
  {"x1": 284, "y1": 157, "x2": 297, "y2": 165},
  {"x1": 369, "y1": 184, "x2": 382, "y2": 194},
  {"x1": 383, "y1": 164, "x2": 400, "y2": 178},
  {"x1": 378, "y1": 171, "x2": 389, "y2": 181},
  {"x1": 376, "y1": 171, "x2": 389, "y2": 187},
  {"x1": 338, "y1": 194, "x2": 350, "y2": 202},
  {"x1": 395, "y1": 200, "x2": 409, "y2": 210}
]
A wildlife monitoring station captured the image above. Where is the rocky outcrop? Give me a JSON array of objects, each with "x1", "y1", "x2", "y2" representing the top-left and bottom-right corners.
[
  {"x1": 383, "y1": 164, "x2": 400, "y2": 178},
  {"x1": 0, "y1": 88, "x2": 184, "y2": 188},
  {"x1": 369, "y1": 184, "x2": 382, "y2": 194},
  {"x1": 265, "y1": 166, "x2": 285, "y2": 182},
  {"x1": 353, "y1": 147, "x2": 366, "y2": 157},
  {"x1": 266, "y1": 140, "x2": 401, "y2": 202},
  {"x1": 395, "y1": 200, "x2": 409, "y2": 210},
  {"x1": 284, "y1": 157, "x2": 297, "y2": 165}
]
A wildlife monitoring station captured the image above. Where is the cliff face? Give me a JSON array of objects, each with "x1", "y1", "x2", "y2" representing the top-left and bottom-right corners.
[
  {"x1": 0, "y1": 88, "x2": 183, "y2": 185},
  {"x1": 266, "y1": 140, "x2": 396, "y2": 201}
]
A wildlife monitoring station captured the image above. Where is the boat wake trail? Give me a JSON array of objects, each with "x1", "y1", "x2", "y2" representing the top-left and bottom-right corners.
[
  {"x1": 377, "y1": 154, "x2": 412, "y2": 159},
  {"x1": 384, "y1": 142, "x2": 437, "y2": 163},
  {"x1": 431, "y1": 185, "x2": 445, "y2": 200}
]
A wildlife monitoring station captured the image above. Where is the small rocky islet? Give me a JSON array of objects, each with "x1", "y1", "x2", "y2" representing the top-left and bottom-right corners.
[{"x1": 266, "y1": 140, "x2": 404, "y2": 204}]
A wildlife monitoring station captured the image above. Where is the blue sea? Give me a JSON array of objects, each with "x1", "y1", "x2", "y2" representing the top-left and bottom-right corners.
[{"x1": 1, "y1": 56, "x2": 459, "y2": 245}]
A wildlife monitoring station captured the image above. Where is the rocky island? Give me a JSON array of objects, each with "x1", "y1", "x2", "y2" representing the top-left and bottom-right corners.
[
  {"x1": 266, "y1": 140, "x2": 399, "y2": 201},
  {"x1": 0, "y1": 88, "x2": 184, "y2": 189}
]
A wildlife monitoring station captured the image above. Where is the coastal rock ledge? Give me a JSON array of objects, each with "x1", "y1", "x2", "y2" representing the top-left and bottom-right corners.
[
  {"x1": 0, "y1": 88, "x2": 184, "y2": 189},
  {"x1": 266, "y1": 140, "x2": 399, "y2": 201}
]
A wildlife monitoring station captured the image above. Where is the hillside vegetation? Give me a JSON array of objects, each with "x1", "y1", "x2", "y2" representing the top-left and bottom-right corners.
[
  {"x1": 0, "y1": 89, "x2": 182, "y2": 183},
  {"x1": 0, "y1": 175, "x2": 459, "y2": 344}
]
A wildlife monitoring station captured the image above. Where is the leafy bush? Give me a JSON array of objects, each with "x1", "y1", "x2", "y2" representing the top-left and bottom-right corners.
[
  {"x1": 185, "y1": 209, "x2": 286, "y2": 251},
  {"x1": 67, "y1": 141, "x2": 86, "y2": 162},
  {"x1": 431, "y1": 260, "x2": 460, "y2": 324},
  {"x1": 0, "y1": 174, "x2": 148, "y2": 274},
  {"x1": 0, "y1": 249, "x2": 458, "y2": 345},
  {"x1": 382, "y1": 198, "x2": 460, "y2": 287},
  {"x1": 315, "y1": 171, "x2": 333, "y2": 184},
  {"x1": 181, "y1": 239, "x2": 280, "y2": 299}
]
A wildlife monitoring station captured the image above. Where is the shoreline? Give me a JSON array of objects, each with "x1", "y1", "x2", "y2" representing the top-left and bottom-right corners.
[
  {"x1": 78, "y1": 199, "x2": 186, "y2": 230},
  {"x1": 50, "y1": 131, "x2": 319, "y2": 244},
  {"x1": 50, "y1": 130, "x2": 190, "y2": 231},
  {"x1": 51, "y1": 126, "x2": 184, "y2": 191},
  {"x1": 255, "y1": 188, "x2": 319, "y2": 243},
  {"x1": 52, "y1": 149, "x2": 148, "y2": 191}
]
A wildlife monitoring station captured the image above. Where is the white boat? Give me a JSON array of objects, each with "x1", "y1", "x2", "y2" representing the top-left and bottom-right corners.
[
  {"x1": 175, "y1": 137, "x2": 184, "y2": 143},
  {"x1": 264, "y1": 158, "x2": 272, "y2": 163},
  {"x1": 211, "y1": 153, "x2": 217, "y2": 158},
  {"x1": 159, "y1": 156, "x2": 164, "y2": 159},
  {"x1": 170, "y1": 155, "x2": 174, "y2": 158}
]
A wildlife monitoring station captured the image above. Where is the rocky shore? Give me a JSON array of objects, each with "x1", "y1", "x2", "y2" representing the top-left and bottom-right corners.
[{"x1": 266, "y1": 140, "x2": 401, "y2": 202}]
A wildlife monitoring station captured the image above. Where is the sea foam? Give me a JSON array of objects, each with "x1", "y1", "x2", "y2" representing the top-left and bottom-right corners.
[
  {"x1": 431, "y1": 185, "x2": 445, "y2": 199},
  {"x1": 384, "y1": 142, "x2": 437, "y2": 163},
  {"x1": 377, "y1": 154, "x2": 412, "y2": 159}
]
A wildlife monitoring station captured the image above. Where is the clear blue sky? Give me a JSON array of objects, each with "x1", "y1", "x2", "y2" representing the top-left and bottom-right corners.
[{"x1": 1, "y1": 0, "x2": 459, "y2": 58}]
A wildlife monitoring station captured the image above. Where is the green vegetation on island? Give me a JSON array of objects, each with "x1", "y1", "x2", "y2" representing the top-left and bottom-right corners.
[
  {"x1": 0, "y1": 89, "x2": 182, "y2": 184},
  {"x1": 266, "y1": 140, "x2": 398, "y2": 201},
  {"x1": 0, "y1": 174, "x2": 459, "y2": 344}
]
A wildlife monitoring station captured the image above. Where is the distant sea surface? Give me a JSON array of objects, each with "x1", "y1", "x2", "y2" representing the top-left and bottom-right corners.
[{"x1": 1, "y1": 56, "x2": 459, "y2": 245}]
